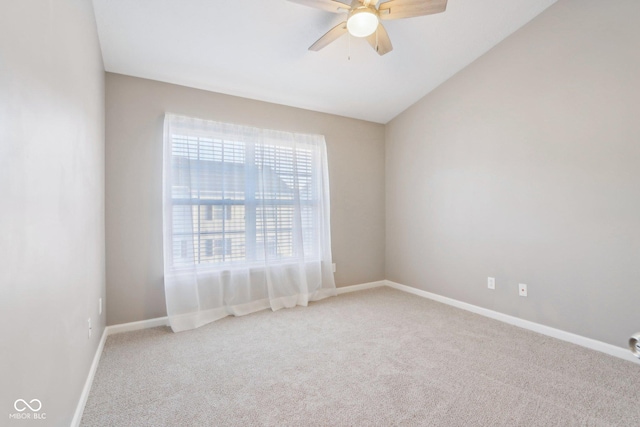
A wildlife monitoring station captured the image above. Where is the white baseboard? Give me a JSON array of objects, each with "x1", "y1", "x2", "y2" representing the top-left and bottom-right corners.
[
  {"x1": 69, "y1": 283, "x2": 379, "y2": 424},
  {"x1": 71, "y1": 317, "x2": 169, "y2": 426},
  {"x1": 384, "y1": 280, "x2": 639, "y2": 365},
  {"x1": 336, "y1": 280, "x2": 386, "y2": 295},
  {"x1": 72, "y1": 278, "x2": 638, "y2": 425},
  {"x1": 106, "y1": 316, "x2": 170, "y2": 335},
  {"x1": 70, "y1": 327, "x2": 108, "y2": 427}
]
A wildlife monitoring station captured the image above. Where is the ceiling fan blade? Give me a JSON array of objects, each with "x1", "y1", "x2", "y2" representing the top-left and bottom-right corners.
[
  {"x1": 309, "y1": 21, "x2": 348, "y2": 51},
  {"x1": 287, "y1": 0, "x2": 350, "y2": 13},
  {"x1": 379, "y1": 0, "x2": 447, "y2": 20},
  {"x1": 366, "y1": 23, "x2": 393, "y2": 55}
]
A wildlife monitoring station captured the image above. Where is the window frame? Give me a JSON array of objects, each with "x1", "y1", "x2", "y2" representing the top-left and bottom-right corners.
[{"x1": 165, "y1": 121, "x2": 325, "y2": 272}]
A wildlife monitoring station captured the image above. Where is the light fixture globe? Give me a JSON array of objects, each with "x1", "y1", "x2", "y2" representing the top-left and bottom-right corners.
[{"x1": 347, "y1": 7, "x2": 379, "y2": 38}]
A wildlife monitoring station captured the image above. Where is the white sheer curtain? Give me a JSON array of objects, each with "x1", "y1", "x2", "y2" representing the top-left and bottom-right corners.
[{"x1": 162, "y1": 114, "x2": 336, "y2": 332}]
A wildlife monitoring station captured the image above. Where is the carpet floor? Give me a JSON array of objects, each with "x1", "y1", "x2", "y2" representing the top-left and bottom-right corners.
[{"x1": 81, "y1": 287, "x2": 640, "y2": 426}]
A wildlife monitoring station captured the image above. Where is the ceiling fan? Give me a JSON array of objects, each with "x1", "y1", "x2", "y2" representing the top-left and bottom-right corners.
[{"x1": 288, "y1": 0, "x2": 448, "y2": 56}]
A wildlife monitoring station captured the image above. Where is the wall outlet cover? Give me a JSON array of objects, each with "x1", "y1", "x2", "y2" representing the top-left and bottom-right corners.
[{"x1": 519, "y1": 283, "x2": 528, "y2": 297}]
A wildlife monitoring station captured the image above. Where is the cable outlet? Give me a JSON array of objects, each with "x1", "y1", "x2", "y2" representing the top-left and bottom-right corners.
[
  {"x1": 88, "y1": 318, "x2": 92, "y2": 338},
  {"x1": 519, "y1": 283, "x2": 528, "y2": 297},
  {"x1": 487, "y1": 277, "x2": 495, "y2": 290}
]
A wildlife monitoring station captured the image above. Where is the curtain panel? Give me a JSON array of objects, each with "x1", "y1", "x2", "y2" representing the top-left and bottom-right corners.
[{"x1": 162, "y1": 114, "x2": 336, "y2": 332}]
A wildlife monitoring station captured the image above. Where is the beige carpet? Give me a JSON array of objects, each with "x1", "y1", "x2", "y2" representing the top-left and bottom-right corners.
[{"x1": 81, "y1": 287, "x2": 640, "y2": 426}]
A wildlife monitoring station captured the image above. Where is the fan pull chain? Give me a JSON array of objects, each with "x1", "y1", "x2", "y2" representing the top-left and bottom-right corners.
[{"x1": 348, "y1": 33, "x2": 351, "y2": 61}]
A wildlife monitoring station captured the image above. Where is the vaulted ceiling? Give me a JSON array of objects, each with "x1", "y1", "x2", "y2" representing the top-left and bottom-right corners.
[{"x1": 92, "y1": 0, "x2": 557, "y2": 123}]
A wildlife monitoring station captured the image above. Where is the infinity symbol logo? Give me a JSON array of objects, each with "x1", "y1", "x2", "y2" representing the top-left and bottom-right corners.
[{"x1": 14, "y1": 399, "x2": 42, "y2": 412}]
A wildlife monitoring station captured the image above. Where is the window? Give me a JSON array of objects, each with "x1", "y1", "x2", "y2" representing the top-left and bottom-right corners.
[
  {"x1": 164, "y1": 115, "x2": 328, "y2": 269},
  {"x1": 214, "y1": 238, "x2": 232, "y2": 257},
  {"x1": 214, "y1": 205, "x2": 232, "y2": 220},
  {"x1": 180, "y1": 240, "x2": 188, "y2": 258},
  {"x1": 202, "y1": 205, "x2": 231, "y2": 221},
  {"x1": 204, "y1": 239, "x2": 214, "y2": 257},
  {"x1": 162, "y1": 114, "x2": 336, "y2": 332}
]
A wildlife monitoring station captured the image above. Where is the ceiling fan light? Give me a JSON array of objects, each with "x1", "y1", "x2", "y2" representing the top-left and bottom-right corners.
[{"x1": 347, "y1": 8, "x2": 378, "y2": 38}]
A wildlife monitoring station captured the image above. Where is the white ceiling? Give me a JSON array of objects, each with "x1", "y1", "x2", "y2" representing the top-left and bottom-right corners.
[{"x1": 92, "y1": 0, "x2": 557, "y2": 124}]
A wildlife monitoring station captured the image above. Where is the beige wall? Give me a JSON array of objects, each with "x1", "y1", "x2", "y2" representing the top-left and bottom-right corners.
[
  {"x1": 0, "y1": 0, "x2": 105, "y2": 424},
  {"x1": 105, "y1": 73, "x2": 385, "y2": 325},
  {"x1": 386, "y1": 0, "x2": 640, "y2": 347}
]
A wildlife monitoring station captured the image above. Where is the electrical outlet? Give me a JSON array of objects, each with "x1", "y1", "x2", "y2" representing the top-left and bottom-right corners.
[
  {"x1": 332, "y1": 263, "x2": 336, "y2": 273},
  {"x1": 99, "y1": 298, "x2": 102, "y2": 315},
  {"x1": 487, "y1": 277, "x2": 495, "y2": 290},
  {"x1": 519, "y1": 283, "x2": 528, "y2": 297},
  {"x1": 88, "y1": 318, "x2": 92, "y2": 338}
]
